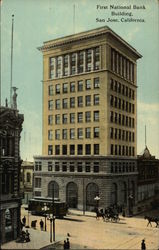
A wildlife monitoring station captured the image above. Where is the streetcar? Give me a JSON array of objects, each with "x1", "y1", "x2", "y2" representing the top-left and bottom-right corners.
[{"x1": 28, "y1": 197, "x2": 68, "y2": 218}]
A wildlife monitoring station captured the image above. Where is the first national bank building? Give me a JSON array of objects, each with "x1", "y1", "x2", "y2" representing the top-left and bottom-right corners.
[{"x1": 33, "y1": 26, "x2": 141, "y2": 213}]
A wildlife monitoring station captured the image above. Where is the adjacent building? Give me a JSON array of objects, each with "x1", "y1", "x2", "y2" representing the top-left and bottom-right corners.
[
  {"x1": 0, "y1": 103, "x2": 24, "y2": 243},
  {"x1": 34, "y1": 26, "x2": 142, "y2": 214}
]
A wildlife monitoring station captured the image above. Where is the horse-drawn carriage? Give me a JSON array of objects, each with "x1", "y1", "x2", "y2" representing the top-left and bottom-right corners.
[{"x1": 95, "y1": 207, "x2": 120, "y2": 223}]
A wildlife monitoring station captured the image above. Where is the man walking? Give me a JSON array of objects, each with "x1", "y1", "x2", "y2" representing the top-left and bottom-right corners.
[
  {"x1": 22, "y1": 216, "x2": 26, "y2": 227},
  {"x1": 40, "y1": 219, "x2": 44, "y2": 231},
  {"x1": 141, "y1": 239, "x2": 146, "y2": 250}
]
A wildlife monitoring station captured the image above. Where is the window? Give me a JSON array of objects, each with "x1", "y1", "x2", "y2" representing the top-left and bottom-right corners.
[
  {"x1": 94, "y1": 127, "x2": 99, "y2": 138},
  {"x1": 55, "y1": 99, "x2": 60, "y2": 109},
  {"x1": 70, "y1": 129, "x2": 75, "y2": 139},
  {"x1": 48, "y1": 162, "x2": 52, "y2": 171},
  {"x1": 62, "y1": 129, "x2": 67, "y2": 139},
  {"x1": 34, "y1": 191, "x2": 41, "y2": 197},
  {"x1": 64, "y1": 55, "x2": 69, "y2": 76},
  {"x1": 48, "y1": 85, "x2": 53, "y2": 96},
  {"x1": 94, "y1": 162, "x2": 99, "y2": 173},
  {"x1": 78, "y1": 128, "x2": 83, "y2": 139},
  {"x1": 85, "y1": 111, "x2": 91, "y2": 122},
  {"x1": 57, "y1": 56, "x2": 62, "y2": 77},
  {"x1": 62, "y1": 145, "x2": 67, "y2": 155},
  {"x1": 48, "y1": 130, "x2": 53, "y2": 140},
  {"x1": 49, "y1": 57, "x2": 55, "y2": 79},
  {"x1": 70, "y1": 162, "x2": 75, "y2": 172},
  {"x1": 70, "y1": 82, "x2": 75, "y2": 92},
  {"x1": 85, "y1": 79, "x2": 91, "y2": 89},
  {"x1": 71, "y1": 53, "x2": 76, "y2": 75},
  {"x1": 70, "y1": 145, "x2": 75, "y2": 155},
  {"x1": 85, "y1": 144, "x2": 91, "y2": 155},
  {"x1": 35, "y1": 178, "x2": 41, "y2": 188},
  {"x1": 26, "y1": 173, "x2": 31, "y2": 182},
  {"x1": 70, "y1": 113, "x2": 75, "y2": 123},
  {"x1": 78, "y1": 96, "x2": 83, "y2": 107},
  {"x1": 48, "y1": 115, "x2": 53, "y2": 125},
  {"x1": 78, "y1": 81, "x2": 83, "y2": 91},
  {"x1": 55, "y1": 114, "x2": 60, "y2": 124},
  {"x1": 63, "y1": 83, "x2": 68, "y2": 93},
  {"x1": 94, "y1": 94, "x2": 99, "y2": 105},
  {"x1": 48, "y1": 100, "x2": 53, "y2": 110},
  {"x1": 62, "y1": 162, "x2": 67, "y2": 172},
  {"x1": 110, "y1": 95, "x2": 113, "y2": 106},
  {"x1": 48, "y1": 145, "x2": 53, "y2": 155},
  {"x1": 55, "y1": 162, "x2": 60, "y2": 171},
  {"x1": 85, "y1": 95, "x2": 91, "y2": 106},
  {"x1": 55, "y1": 129, "x2": 60, "y2": 140},
  {"x1": 78, "y1": 51, "x2": 84, "y2": 73},
  {"x1": 110, "y1": 144, "x2": 114, "y2": 155},
  {"x1": 63, "y1": 99, "x2": 68, "y2": 109},
  {"x1": 85, "y1": 162, "x2": 91, "y2": 172},
  {"x1": 94, "y1": 144, "x2": 99, "y2": 155},
  {"x1": 86, "y1": 49, "x2": 92, "y2": 71},
  {"x1": 56, "y1": 84, "x2": 60, "y2": 94},
  {"x1": 94, "y1": 111, "x2": 99, "y2": 121},
  {"x1": 94, "y1": 77, "x2": 100, "y2": 88},
  {"x1": 94, "y1": 47, "x2": 100, "y2": 70},
  {"x1": 85, "y1": 128, "x2": 91, "y2": 138},
  {"x1": 110, "y1": 111, "x2": 113, "y2": 122},
  {"x1": 70, "y1": 97, "x2": 75, "y2": 108},
  {"x1": 77, "y1": 162, "x2": 83, "y2": 172},
  {"x1": 62, "y1": 114, "x2": 67, "y2": 124},
  {"x1": 110, "y1": 127, "x2": 113, "y2": 139},
  {"x1": 78, "y1": 144, "x2": 83, "y2": 155},
  {"x1": 35, "y1": 162, "x2": 42, "y2": 171},
  {"x1": 78, "y1": 112, "x2": 83, "y2": 123},
  {"x1": 55, "y1": 145, "x2": 60, "y2": 155}
]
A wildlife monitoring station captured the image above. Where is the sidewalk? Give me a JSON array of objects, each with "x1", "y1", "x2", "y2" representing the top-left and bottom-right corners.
[{"x1": 1, "y1": 228, "x2": 63, "y2": 250}]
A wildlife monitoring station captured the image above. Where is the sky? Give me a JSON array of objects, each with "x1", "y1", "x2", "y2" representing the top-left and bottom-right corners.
[{"x1": 1, "y1": 0, "x2": 159, "y2": 160}]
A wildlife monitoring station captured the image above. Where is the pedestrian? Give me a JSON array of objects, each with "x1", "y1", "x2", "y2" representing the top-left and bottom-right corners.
[
  {"x1": 22, "y1": 216, "x2": 26, "y2": 226},
  {"x1": 66, "y1": 238, "x2": 70, "y2": 249},
  {"x1": 40, "y1": 219, "x2": 44, "y2": 231},
  {"x1": 141, "y1": 239, "x2": 146, "y2": 250},
  {"x1": 63, "y1": 240, "x2": 67, "y2": 249},
  {"x1": 25, "y1": 230, "x2": 30, "y2": 242}
]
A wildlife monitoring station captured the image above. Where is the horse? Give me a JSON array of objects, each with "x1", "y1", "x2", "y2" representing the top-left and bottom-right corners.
[
  {"x1": 144, "y1": 216, "x2": 159, "y2": 227},
  {"x1": 95, "y1": 208, "x2": 105, "y2": 220}
]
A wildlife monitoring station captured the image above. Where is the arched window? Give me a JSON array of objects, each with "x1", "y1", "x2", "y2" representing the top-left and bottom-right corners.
[
  {"x1": 86, "y1": 183, "x2": 99, "y2": 211},
  {"x1": 66, "y1": 182, "x2": 78, "y2": 208},
  {"x1": 48, "y1": 181, "x2": 59, "y2": 198},
  {"x1": 111, "y1": 183, "x2": 118, "y2": 205}
]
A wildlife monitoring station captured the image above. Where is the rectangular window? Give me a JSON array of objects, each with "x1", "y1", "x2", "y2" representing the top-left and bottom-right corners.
[
  {"x1": 62, "y1": 114, "x2": 67, "y2": 124},
  {"x1": 94, "y1": 144, "x2": 99, "y2": 155},
  {"x1": 62, "y1": 145, "x2": 67, "y2": 155},
  {"x1": 55, "y1": 162, "x2": 60, "y2": 171},
  {"x1": 48, "y1": 100, "x2": 53, "y2": 110},
  {"x1": 35, "y1": 162, "x2": 42, "y2": 171},
  {"x1": 110, "y1": 127, "x2": 113, "y2": 139},
  {"x1": 110, "y1": 144, "x2": 114, "y2": 155},
  {"x1": 70, "y1": 113, "x2": 75, "y2": 123},
  {"x1": 85, "y1": 144, "x2": 91, "y2": 155},
  {"x1": 70, "y1": 163, "x2": 75, "y2": 172},
  {"x1": 94, "y1": 111, "x2": 99, "y2": 121},
  {"x1": 62, "y1": 162, "x2": 67, "y2": 172},
  {"x1": 77, "y1": 162, "x2": 83, "y2": 172},
  {"x1": 85, "y1": 79, "x2": 91, "y2": 89},
  {"x1": 70, "y1": 82, "x2": 75, "y2": 92},
  {"x1": 78, "y1": 96, "x2": 83, "y2": 107},
  {"x1": 55, "y1": 145, "x2": 60, "y2": 155},
  {"x1": 78, "y1": 81, "x2": 83, "y2": 91},
  {"x1": 70, "y1": 129, "x2": 75, "y2": 139},
  {"x1": 78, "y1": 112, "x2": 83, "y2": 123},
  {"x1": 86, "y1": 49, "x2": 92, "y2": 71},
  {"x1": 63, "y1": 99, "x2": 68, "y2": 109},
  {"x1": 64, "y1": 55, "x2": 68, "y2": 76},
  {"x1": 48, "y1": 145, "x2": 53, "y2": 155},
  {"x1": 78, "y1": 128, "x2": 83, "y2": 139},
  {"x1": 62, "y1": 129, "x2": 67, "y2": 139},
  {"x1": 48, "y1": 85, "x2": 53, "y2": 96},
  {"x1": 70, "y1": 97, "x2": 75, "y2": 108},
  {"x1": 85, "y1": 95, "x2": 91, "y2": 106},
  {"x1": 85, "y1": 128, "x2": 91, "y2": 138},
  {"x1": 48, "y1": 115, "x2": 53, "y2": 125},
  {"x1": 78, "y1": 144, "x2": 83, "y2": 155},
  {"x1": 94, "y1": 94, "x2": 99, "y2": 105},
  {"x1": 48, "y1": 130, "x2": 53, "y2": 140},
  {"x1": 55, "y1": 99, "x2": 60, "y2": 109},
  {"x1": 85, "y1": 111, "x2": 91, "y2": 122},
  {"x1": 55, "y1": 114, "x2": 60, "y2": 124},
  {"x1": 35, "y1": 178, "x2": 41, "y2": 188},
  {"x1": 94, "y1": 162, "x2": 99, "y2": 173},
  {"x1": 55, "y1": 129, "x2": 60, "y2": 140},
  {"x1": 94, "y1": 47, "x2": 100, "y2": 70},
  {"x1": 70, "y1": 145, "x2": 75, "y2": 155},
  {"x1": 94, "y1": 127, "x2": 99, "y2": 138},
  {"x1": 63, "y1": 83, "x2": 68, "y2": 93},
  {"x1": 57, "y1": 56, "x2": 62, "y2": 77},
  {"x1": 49, "y1": 57, "x2": 55, "y2": 79},
  {"x1": 85, "y1": 162, "x2": 91, "y2": 172},
  {"x1": 48, "y1": 162, "x2": 52, "y2": 171},
  {"x1": 71, "y1": 53, "x2": 76, "y2": 75},
  {"x1": 78, "y1": 51, "x2": 84, "y2": 73},
  {"x1": 94, "y1": 77, "x2": 100, "y2": 88},
  {"x1": 56, "y1": 84, "x2": 60, "y2": 94}
]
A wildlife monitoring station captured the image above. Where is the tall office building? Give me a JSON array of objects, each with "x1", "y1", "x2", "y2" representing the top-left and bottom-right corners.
[{"x1": 34, "y1": 26, "x2": 141, "y2": 214}]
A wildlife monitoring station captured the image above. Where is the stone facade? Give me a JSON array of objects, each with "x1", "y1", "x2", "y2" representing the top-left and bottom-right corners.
[
  {"x1": 33, "y1": 26, "x2": 141, "y2": 215},
  {"x1": 0, "y1": 106, "x2": 24, "y2": 244}
]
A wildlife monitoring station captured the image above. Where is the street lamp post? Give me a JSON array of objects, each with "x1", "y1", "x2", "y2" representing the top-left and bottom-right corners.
[
  {"x1": 42, "y1": 203, "x2": 48, "y2": 231},
  {"x1": 94, "y1": 196, "x2": 100, "y2": 211}
]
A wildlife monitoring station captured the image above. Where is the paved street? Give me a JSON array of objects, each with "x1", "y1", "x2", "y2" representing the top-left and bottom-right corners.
[{"x1": 2, "y1": 208, "x2": 159, "y2": 249}]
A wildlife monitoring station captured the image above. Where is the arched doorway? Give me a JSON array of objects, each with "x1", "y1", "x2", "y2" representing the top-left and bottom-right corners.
[
  {"x1": 66, "y1": 182, "x2": 78, "y2": 208},
  {"x1": 86, "y1": 183, "x2": 99, "y2": 211},
  {"x1": 48, "y1": 181, "x2": 59, "y2": 199},
  {"x1": 111, "y1": 183, "x2": 118, "y2": 205}
]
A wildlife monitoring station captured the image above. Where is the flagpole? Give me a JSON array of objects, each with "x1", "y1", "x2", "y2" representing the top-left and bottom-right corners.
[{"x1": 10, "y1": 14, "x2": 14, "y2": 107}]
